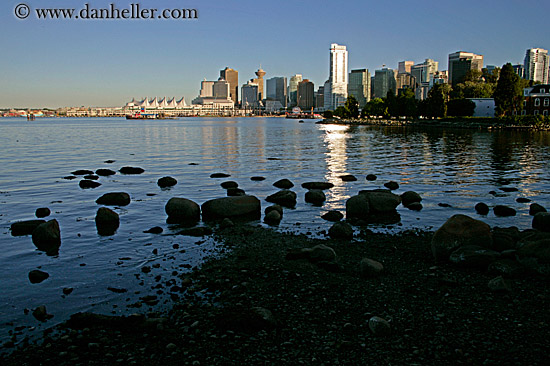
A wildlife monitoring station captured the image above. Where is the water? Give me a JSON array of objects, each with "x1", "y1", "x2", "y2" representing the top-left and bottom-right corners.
[{"x1": 1, "y1": 117, "x2": 549, "y2": 344}]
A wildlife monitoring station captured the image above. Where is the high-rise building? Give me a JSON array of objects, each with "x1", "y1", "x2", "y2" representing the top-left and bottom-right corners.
[
  {"x1": 220, "y1": 67, "x2": 239, "y2": 104},
  {"x1": 524, "y1": 48, "x2": 549, "y2": 84},
  {"x1": 199, "y1": 80, "x2": 214, "y2": 97},
  {"x1": 448, "y1": 51, "x2": 484, "y2": 85},
  {"x1": 315, "y1": 85, "x2": 325, "y2": 110},
  {"x1": 513, "y1": 64, "x2": 525, "y2": 79},
  {"x1": 410, "y1": 59, "x2": 439, "y2": 85},
  {"x1": 250, "y1": 68, "x2": 266, "y2": 101},
  {"x1": 297, "y1": 79, "x2": 315, "y2": 110},
  {"x1": 288, "y1": 74, "x2": 303, "y2": 107},
  {"x1": 325, "y1": 43, "x2": 348, "y2": 110},
  {"x1": 241, "y1": 82, "x2": 259, "y2": 108},
  {"x1": 348, "y1": 69, "x2": 371, "y2": 107},
  {"x1": 266, "y1": 77, "x2": 287, "y2": 108},
  {"x1": 373, "y1": 68, "x2": 397, "y2": 99},
  {"x1": 213, "y1": 78, "x2": 230, "y2": 99},
  {"x1": 398, "y1": 61, "x2": 414, "y2": 74},
  {"x1": 396, "y1": 73, "x2": 415, "y2": 93}
]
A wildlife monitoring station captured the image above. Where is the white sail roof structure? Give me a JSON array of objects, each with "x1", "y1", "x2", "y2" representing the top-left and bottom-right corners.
[
  {"x1": 176, "y1": 97, "x2": 187, "y2": 108},
  {"x1": 126, "y1": 97, "x2": 187, "y2": 109}
]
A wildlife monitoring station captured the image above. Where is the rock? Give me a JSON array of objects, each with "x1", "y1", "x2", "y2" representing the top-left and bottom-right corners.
[
  {"x1": 307, "y1": 244, "x2": 337, "y2": 262},
  {"x1": 529, "y1": 203, "x2": 547, "y2": 216},
  {"x1": 401, "y1": 191, "x2": 422, "y2": 207},
  {"x1": 475, "y1": 202, "x2": 490, "y2": 215},
  {"x1": 431, "y1": 214, "x2": 493, "y2": 261},
  {"x1": 220, "y1": 181, "x2": 238, "y2": 189},
  {"x1": 301, "y1": 182, "x2": 334, "y2": 190},
  {"x1": 383, "y1": 181, "x2": 399, "y2": 190},
  {"x1": 250, "y1": 176, "x2": 266, "y2": 181},
  {"x1": 265, "y1": 190, "x2": 297, "y2": 208},
  {"x1": 83, "y1": 174, "x2": 99, "y2": 180},
  {"x1": 202, "y1": 195, "x2": 261, "y2": 221},
  {"x1": 488, "y1": 259, "x2": 525, "y2": 278},
  {"x1": 359, "y1": 189, "x2": 401, "y2": 213},
  {"x1": 10, "y1": 220, "x2": 46, "y2": 236},
  {"x1": 96, "y1": 192, "x2": 131, "y2": 206},
  {"x1": 157, "y1": 176, "x2": 177, "y2": 188},
  {"x1": 32, "y1": 306, "x2": 53, "y2": 322},
  {"x1": 273, "y1": 179, "x2": 294, "y2": 189},
  {"x1": 28, "y1": 270, "x2": 49, "y2": 284},
  {"x1": 305, "y1": 189, "x2": 326, "y2": 206},
  {"x1": 449, "y1": 245, "x2": 500, "y2": 268},
  {"x1": 328, "y1": 222, "x2": 354, "y2": 240},
  {"x1": 79, "y1": 180, "x2": 101, "y2": 189},
  {"x1": 165, "y1": 198, "x2": 200, "y2": 222},
  {"x1": 368, "y1": 316, "x2": 391, "y2": 336},
  {"x1": 177, "y1": 226, "x2": 213, "y2": 237},
  {"x1": 119, "y1": 166, "x2": 145, "y2": 174},
  {"x1": 499, "y1": 187, "x2": 518, "y2": 192},
  {"x1": 219, "y1": 218, "x2": 234, "y2": 229},
  {"x1": 63, "y1": 288, "x2": 73, "y2": 295},
  {"x1": 227, "y1": 188, "x2": 246, "y2": 196},
  {"x1": 95, "y1": 207, "x2": 119, "y2": 236},
  {"x1": 438, "y1": 203, "x2": 452, "y2": 208},
  {"x1": 488, "y1": 276, "x2": 512, "y2": 292},
  {"x1": 359, "y1": 258, "x2": 384, "y2": 277},
  {"x1": 264, "y1": 210, "x2": 282, "y2": 225},
  {"x1": 265, "y1": 205, "x2": 283, "y2": 217},
  {"x1": 35, "y1": 207, "x2": 51, "y2": 218},
  {"x1": 32, "y1": 219, "x2": 61, "y2": 254},
  {"x1": 104, "y1": 160, "x2": 116, "y2": 164},
  {"x1": 95, "y1": 168, "x2": 116, "y2": 176},
  {"x1": 346, "y1": 194, "x2": 370, "y2": 219},
  {"x1": 143, "y1": 226, "x2": 163, "y2": 234},
  {"x1": 406, "y1": 202, "x2": 423, "y2": 211},
  {"x1": 517, "y1": 239, "x2": 550, "y2": 262},
  {"x1": 492, "y1": 227, "x2": 520, "y2": 251},
  {"x1": 494, "y1": 205, "x2": 516, "y2": 217},
  {"x1": 516, "y1": 197, "x2": 531, "y2": 203},
  {"x1": 339, "y1": 174, "x2": 357, "y2": 182},
  {"x1": 71, "y1": 169, "x2": 94, "y2": 175},
  {"x1": 533, "y1": 212, "x2": 550, "y2": 232},
  {"x1": 210, "y1": 173, "x2": 230, "y2": 178},
  {"x1": 321, "y1": 211, "x2": 343, "y2": 222},
  {"x1": 63, "y1": 176, "x2": 77, "y2": 180},
  {"x1": 366, "y1": 174, "x2": 377, "y2": 181}
]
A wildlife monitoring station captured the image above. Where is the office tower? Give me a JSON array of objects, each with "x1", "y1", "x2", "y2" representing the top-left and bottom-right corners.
[
  {"x1": 288, "y1": 74, "x2": 303, "y2": 107},
  {"x1": 396, "y1": 73, "x2": 415, "y2": 92},
  {"x1": 373, "y1": 68, "x2": 397, "y2": 99},
  {"x1": 315, "y1": 85, "x2": 325, "y2": 109},
  {"x1": 213, "y1": 78, "x2": 230, "y2": 99},
  {"x1": 348, "y1": 69, "x2": 371, "y2": 107},
  {"x1": 398, "y1": 61, "x2": 414, "y2": 74},
  {"x1": 325, "y1": 43, "x2": 348, "y2": 110},
  {"x1": 297, "y1": 79, "x2": 315, "y2": 110},
  {"x1": 513, "y1": 64, "x2": 525, "y2": 79},
  {"x1": 448, "y1": 51, "x2": 484, "y2": 85},
  {"x1": 199, "y1": 80, "x2": 214, "y2": 97},
  {"x1": 220, "y1": 67, "x2": 239, "y2": 104},
  {"x1": 524, "y1": 48, "x2": 549, "y2": 84},
  {"x1": 410, "y1": 59, "x2": 439, "y2": 85},
  {"x1": 250, "y1": 68, "x2": 266, "y2": 101},
  {"x1": 266, "y1": 76, "x2": 288, "y2": 108},
  {"x1": 241, "y1": 83, "x2": 259, "y2": 107}
]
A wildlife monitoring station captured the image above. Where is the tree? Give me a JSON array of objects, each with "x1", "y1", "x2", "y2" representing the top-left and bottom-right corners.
[
  {"x1": 344, "y1": 95, "x2": 359, "y2": 119},
  {"x1": 333, "y1": 106, "x2": 348, "y2": 118},
  {"x1": 397, "y1": 88, "x2": 418, "y2": 118},
  {"x1": 361, "y1": 98, "x2": 385, "y2": 118},
  {"x1": 447, "y1": 99, "x2": 475, "y2": 117},
  {"x1": 425, "y1": 83, "x2": 451, "y2": 118},
  {"x1": 384, "y1": 91, "x2": 398, "y2": 118},
  {"x1": 494, "y1": 63, "x2": 523, "y2": 117},
  {"x1": 464, "y1": 69, "x2": 483, "y2": 83}
]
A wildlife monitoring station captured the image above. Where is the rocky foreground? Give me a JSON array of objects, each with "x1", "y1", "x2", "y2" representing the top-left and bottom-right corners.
[{"x1": 2, "y1": 221, "x2": 549, "y2": 365}]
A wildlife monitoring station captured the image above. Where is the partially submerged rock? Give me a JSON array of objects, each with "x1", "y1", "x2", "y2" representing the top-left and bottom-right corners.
[
  {"x1": 95, "y1": 207, "x2": 120, "y2": 236},
  {"x1": 158, "y1": 176, "x2": 178, "y2": 188},
  {"x1": 202, "y1": 195, "x2": 261, "y2": 221},
  {"x1": 273, "y1": 178, "x2": 294, "y2": 189},
  {"x1": 119, "y1": 166, "x2": 145, "y2": 174},
  {"x1": 165, "y1": 197, "x2": 200, "y2": 223},
  {"x1": 32, "y1": 219, "x2": 61, "y2": 255},
  {"x1": 10, "y1": 220, "x2": 46, "y2": 236},
  {"x1": 96, "y1": 192, "x2": 131, "y2": 206},
  {"x1": 266, "y1": 190, "x2": 297, "y2": 208}
]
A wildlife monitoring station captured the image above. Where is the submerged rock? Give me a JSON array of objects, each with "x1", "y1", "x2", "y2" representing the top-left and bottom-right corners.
[
  {"x1": 165, "y1": 197, "x2": 200, "y2": 223},
  {"x1": 366, "y1": 174, "x2": 377, "y2": 181},
  {"x1": 10, "y1": 220, "x2": 46, "y2": 236},
  {"x1": 96, "y1": 192, "x2": 131, "y2": 206},
  {"x1": 95, "y1": 168, "x2": 116, "y2": 176},
  {"x1": 475, "y1": 202, "x2": 490, "y2": 215},
  {"x1": 266, "y1": 190, "x2": 297, "y2": 208},
  {"x1": 383, "y1": 181, "x2": 399, "y2": 190},
  {"x1": 494, "y1": 205, "x2": 516, "y2": 217},
  {"x1": 35, "y1": 207, "x2": 51, "y2": 218},
  {"x1": 250, "y1": 176, "x2": 266, "y2": 181},
  {"x1": 220, "y1": 181, "x2": 238, "y2": 189},
  {"x1": 227, "y1": 188, "x2": 246, "y2": 196},
  {"x1": 202, "y1": 195, "x2": 261, "y2": 221},
  {"x1": 83, "y1": 174, "x2": 99, "y2": 180},
  {"x1": 32, "y1": 219, "x2": 61, "y2": 255},
  {"x1": 210, "y1": 172, "x2": 230, "y2": 178},
  {"x1": 95, "y1": 207, "x2": 120, "y2": 236},
  {"x1": 71, "y1": 169, "x2": 94, "y2": 176},
  {"x1": 359, "y1": 189, "x2": 401, "y2": 213},
  {"x1": 29, "y1": 270, "x2": 49, "y2": 284},
  {"x1": 339, "y1": 174, "x2": 357, "y2": 182},
  {"x1": 144, "y1": 226, "x2": 163, "y2": 234},
  {"x1": 158, "y1": 176, "x2": 178, "y2": 188},
  {"x1": 177, "y1": 226, "x2": 213, "y2": 237},
  {"x1": 530, "y1": 203, "x2": 547, "y2": 216},
  {"x1": 119, "y1": 166, "x2": 145, "y2": 174},
  {"x1": 401, "y1": 191, "x2": 422, "y2": 207},
  {"x1": 273, "y1": 178, "x2": 294, "y2": 189},
  {"x1": 32, "y1": 306, "x2": 53, "y2": 322},
  {"x1": 305, "y1": 189, "x2": 326, "y2": 206},
  {"x1": 321, "y1": 210, "x2": 343, "y2": 222},
  {"x1": 79, "y1": 180, "x2": 101, "y2": 189},
  {"x1": 301, "y1": 182, "x2": 334, "y2": 190}
]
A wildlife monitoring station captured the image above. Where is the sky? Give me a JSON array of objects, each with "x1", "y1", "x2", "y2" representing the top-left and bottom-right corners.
[{"x1": 1, "y1": 0, "x2": 549, "y2": 108}]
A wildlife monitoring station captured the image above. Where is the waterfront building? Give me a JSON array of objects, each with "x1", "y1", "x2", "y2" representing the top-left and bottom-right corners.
[
  {"x1": 266, "y1": 76, "x2": 288, "y2": 108},
  {"x1": 241, "y1": 83, "x2": 259, "y2": 108},
  {"x1": 323, "y1": 80, "x2": 331, "y2": 110},
  {"x1": 297, "y1": 79, "x2": 315, "y2": 110},
  {"x1": 348, "y1": 69, "x2": 371, "y2": 107},
  {"x1": 213, "y1": 78, "x2": 230, "y2": 99},
  {"x1": 220, "y1": 67, "x2": 239, "y2": 104},
  {"x1": 315, "y1": 85, "x2": 325, "y2": 110},
  {"x1": 398, "y1": 61, "x2": 414, "y2": 74},
  {"x1": 288, "y1": 74, "x2": 303, "y2": 107},
  {"x1": 127, "y1": 96, "x2": 187, "y2": 109},
  {"x1": 250, "y1": 68, "x2": 267, "y2": 101},
  {"x1": 523, "y1": 84, "x2": 550, "y2": 116},
  {"x1": 524, "y1": 48, "x2": 549, "y2": 84},
  {"x1": 325, "y1": 43, "x2": 348, "y2": 110},
  {"x1": 199, "y1": 80, "x2": 214, "y2": 97},
  {"x1": 373, "y1": 68, "x2": 397, "y2": 99},
  {"x1": 396, "y1": 73, "x2": 416, "y2": 94},
  {"x1": 448, "y1": 51, "x2": 484, "y2": 85}
]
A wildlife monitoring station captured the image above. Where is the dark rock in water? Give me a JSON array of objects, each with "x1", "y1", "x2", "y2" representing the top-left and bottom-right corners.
[
  {"x1": 328, "y1": 221, "x2": 354, "y2": 240},
  {"x1": 32, "y1": 219, "x2": 61, "y2": 255},
  {"x1": 221, "y1": 181, "x2": 238, "y2": 189},
  {"x1": 250, "y1": 176, "x2": 266, "y2": 181},
  {"x1": 71, "y1": 169, "x2": 94, "y2": 175},
  {"x1": 188, "y1": 162, "x2": 199, "y2": 165},
  {"x1": 406, "y1": 202, "x2": 423, "y2": 211},
  {"x1": 359, "y1": 258, "x2": 384, "y2": 278},
  {"x1": 494, "y1": 205, "x2": 516, "y2": 217},
  {"x1": 530, "y1": 203, "x2": 547, "y2": 216},
  {"x1": 359, "y1": 189, "x2": 401, "y2": 213},
  {"x1": 95, "y1": 207, "x2": 119, "y2": 236},
  {"x1": 215, "y1": 306, "x2": 277, "y2": 333},
  {"x1": 177, "y1": 226, "x2": 213, "y2": 237},
  {"x1": 488, "y1": 259, "x2": 525, "y2": 278},
  {"x1": 119, "y1": 166, "x2": 145, "y2": 174},
  {"x1": 96, "y1": 192, "x2": 131, "y2": 206},
  {"x1": 79, "y1": 180, "x2": 101, "y2": 189},
  {"x1": 431, "y1": 214, "x2": 493, "y2": 261},
  {"x1": 301, "y1": 182, "x2": 334, "y2": 190},
  {"x1": 401, "y1": 191, "x2": 422, "y2": 207},
  {"x1": 165, "y1": 197, "x2": 200, "y2": 222},
  {"x1": 104, "y1": 160, "x2": 116, "y2": 164},
  {"x1": 438, "y1": 203, "x2": 452, "y2": 208},
  {"x1": 63, "y1": 176, "x2": 77, "y2": 180},
  {"x1": 144, "y1": 226, "x2": 163, "y2": 234},
  {"x1": 29, "y1": 270, "x2": 49, "y2": 284},
  {"x1": 210, "y1": 172, "x2": 230, "y2": 178},
  {"x1": 95, "y1": 168, "x2": 116, "y2": 176},
  {"x1": 475, "y1": 202, "x2": 490, "y2": 215},
  {"x1": 516, "y1": 197, "x2": 531, "y2": 203},
  {"x1": 202, "y1": 195, "x2": 261, "y2": 221},
  {"x1": 321, "y1": 210, "x2": 343, "y2": 222},
  {"x1": 273, "y1": 178, "x2": 294, "y2": 189},
  {"x1": 265, "y1": 204, "x2": 283, "y2": 217},
  {"x1": 158, "y1": 176, "x2": 178, "y2": 188},
  {"x1": 227, "y1": 188, "x2": 246, "y2": 196},
  {"x1": 532, "y1": 212, "x2": 550, "y2": 232},
  {"x1": 219, "y1": 218, "x2": 234, "y2": 229},
  {"x1": 264, "y1": 210, "x2": 282, "y2": 225},
  {"x1": 107, "y1": 287, "x2": 128, "y2": 294},
  {"x1": 346, "y1": 194, "x2": 370, "y2": 219},
  {"x1": 339, "y1": 174, "x2": 357, "y2": 182},
  {"x1": 83, "y1": 174, "x2": 99, "y2": 180},
  {"x1": 383, "y1": 181, "x2": 399, "y2": 190},
  {"x1": 35, "y1": 207, "x2": 51, "y2": 218},
  {"x1": 449, "y1": 245, "x2": 500, "y2": 268},
  {"x1": 63, "y1": 287, "x2": 73, "y2": 295},
  {"x1": 499, "y1": 187, "x2": 519, "y2": 192},
  {"x1": 305, "y1": 189, "x2": 326, "y2": 206},
  {"x1": 11, "y1": 220, "x2": 46, "y2": 236},
  {"x1": 32, "y1": 306, "x2": 53, "y2": 322},
  {"x1": 366, "y1": 174, "x2": 377, "y2": 181},
  {"x1": 266, "y1": 190, "x2": 297, "y2": 208},
  {"x1": 369, "y1": 316, "x2": 391, "y2": 336}
]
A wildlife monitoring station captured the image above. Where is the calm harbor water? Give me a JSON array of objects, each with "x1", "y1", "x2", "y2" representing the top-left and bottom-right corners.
[{"x1": 1, "y1": 116, "x2": 549, "y2": 344}]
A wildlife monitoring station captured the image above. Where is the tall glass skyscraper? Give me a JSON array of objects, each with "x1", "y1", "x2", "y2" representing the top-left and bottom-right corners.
[
  {"x1": 348, "y1": 69, "x2": 371, "y2": 107},
  {"x1": 325, "y1": 43, "x2": 348, "y2": 110},
  {"x1": 524, "y1": 48, "x2": 549, "y2": 84}
]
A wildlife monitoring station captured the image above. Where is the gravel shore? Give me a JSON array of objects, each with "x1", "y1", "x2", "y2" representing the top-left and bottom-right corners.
[{"x1": 2, "y1": 224, "x2": 549, "y2": 365}]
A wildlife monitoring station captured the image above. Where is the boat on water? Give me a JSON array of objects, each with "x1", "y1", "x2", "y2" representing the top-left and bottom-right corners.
[
  {"x1": 125, "y1": 112, "x2": 159, "y2": 120},
  {"x1": 285, "y1": 112, "x2": 323, "y2": 120}
]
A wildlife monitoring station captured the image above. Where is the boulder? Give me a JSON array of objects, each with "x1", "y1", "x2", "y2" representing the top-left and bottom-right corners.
[
  {"x1": 359, "y1": 189, "x2": 401, "y2": 213},
  {"x1": 264, "y1": 210, "x2": 282, "y2": 225},
  {"x1": 227, "y1": 188, "x2": 246, "y2": 196},
  {"x1": 143, "y1": 226, "x2": 163, "y2": 234},
  {"x1": 449, "y1": 245, "x2": 500, "y2": 268},
  {"x1": 305, "y1": 189, "x2": 326, "y2": 206},
  {"x1": 328, "y1": 222, "x2": 354, "y2": 240},
  {"x1": 210, "y1": 173, "x2": 230, "y2": 178},
  {"x1": 79, "y1": 180, "x2": 101, "y2": 189},
  {"x1": 250, "y1": 176, "x2": 266, "y2": 181},
  {"x1": 359, "y1": 258, "x2": 384, "y2": 278},
  {"x1": 95, "y1": 168, "x2": 116, "y2": 176},
  {"x1": 10, "y1": 220, "x2": 46, "y2": 236},
  {"x1": 366, "y1": 174, "x2": 377, "y2": 181},
  {"x1": 401, "y1": 191, "x2": 422, "y2": 207},
  {"x1": 220, "y1": 181, "x2": 238, "y2": 189},
  {"x1": 321, "y1": 211, "x2": 343, "y2": 222},
  {"x1": 406, "y1": 202, "x2": 423, "y2": 211},
  {"x1": 494, "y1": 205, "x2": 516, "y2": 217},
  {"x1": 492, "y1": 227, "x2": 520, "y2": 251},
  {"x1": 32, "y1": 306, "x2": 53, "y2": 322},
  {"x1": 202, "y1": 195, "x2": 261, "y2": 221},
  {"x1": 35, "y1": 207, "x2": 51, "y2": 218},
  {"x1": 339, "y1": 174, "x2": 357, "y2": 182},
  {"x1": 165, "y1": 198, "x2": 200, "y2": 222},
  {"x1": 29, "y1": 270, "x2": 49, "y2": 284},
  {"x1": 516, "y1": 197, "x2": 531, "y2": 203},
  {"x1": 157, "y1": 176, "x2": 177, "y2": 188},
  {"x1": 219, "y1": 218, "x2": 234, "y2": 229},
  {"x1": 71, "y1": 169, "x2": 94, "y2": 175},
  {"x1": 119, "y1": 166, "x2": 145, "y2": 174},
  {"x1": 431, "y1": 214, "x2": 493, "y2": 261},
  {"x1": 96, "y1": 192, "x2": 131, "y2": 206},
  {"x1": 532, "y1": 212, "x2": 550, "y2": 232},
  {"x1": 529, "y1": 203, "x2": 547, "y2": 216},
  {"x1": 95, "y1": 207, "x2": 120, "y2": 236},
  {"x1": 273, "y1": 179, "x2": 294, "y2": 189},
  {"x1": 517, "y1": 239, "x2": 550, "y2": 262},
  {"x1": 383, "y1": 181, "x2": 399, "y2": 190},
  {"x1": 475, "y1": 202, "x2": 490, "y2": 215},
  {"x1": 368, "y1": 316, "x2": 391, "y2": 336},
  {"x1": 301, "y1": 182, "x2": 334, "y2": 190},
  {"x1": 32, "y1": 219, "x2": 61, "y2": 254},
  {"x1": 265, "y1": 190, "x2": 297, "y2": 208},
  {"x1": 265, "y1": 205, "x2": 283, "y2": 217},
  {"x1": 346, "y1": 194, "x2": 370, "y2": 219},
  {"x1": 83, "y1": 174, "x2": 99, "y2": 180},
  {"x1": 307, "y1": 244, "x2": 337, "y2": 262}
]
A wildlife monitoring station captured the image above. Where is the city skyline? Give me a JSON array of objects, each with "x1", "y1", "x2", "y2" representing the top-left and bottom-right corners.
[{"x1": 1, "y1": 0, "x2": 549, "y2": 108}]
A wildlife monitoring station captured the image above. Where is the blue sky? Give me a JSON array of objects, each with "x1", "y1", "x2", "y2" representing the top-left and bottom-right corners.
[{"x1": 1, "y1": 0, "x2": 549, "y2": 108}]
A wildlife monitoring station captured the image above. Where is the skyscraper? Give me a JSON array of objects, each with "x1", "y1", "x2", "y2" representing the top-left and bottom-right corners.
[
  {"x1": 220, "y1": 67, "x2": 239, "y2": 104},
  {"x1": 411, "y1": 59, "x2": 439, "y2": 100},
  {"x1": 266, "y1": 77, "x2": 288, "y2": 108},
  {"x1": 241, "y1": 82, "x2": 259, "y2": 108},
  {"x1": 398, "y1": 61, "x2": 414, "y2": 74},
  {"x1": 373, "y1": 68, "x2": 397, "y2": 99},
  {"x1": 448, "y1": 51, "x2": 484, "y2": 85},
  {"x1": 297, "y1": 79, "x2": 315, "y2": 110},
  {"x1": 213, "y1": 78, "x2": 230, "y2": 99},
  {"x1": 524, "y1": 48, "x2": 549, "y2": 84},
  {"x1": 288, "y1": 74, "x2": 303, "y2": 107},
  {"x1": 325, "y1": 43, "x2": 348, "y2": 110},
  {"x1": 348, "y1": 69, "x2": 371, "y2": 107},
  {"x1": 250, "y1": 68, "x2": 266, "y2": 101}
]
